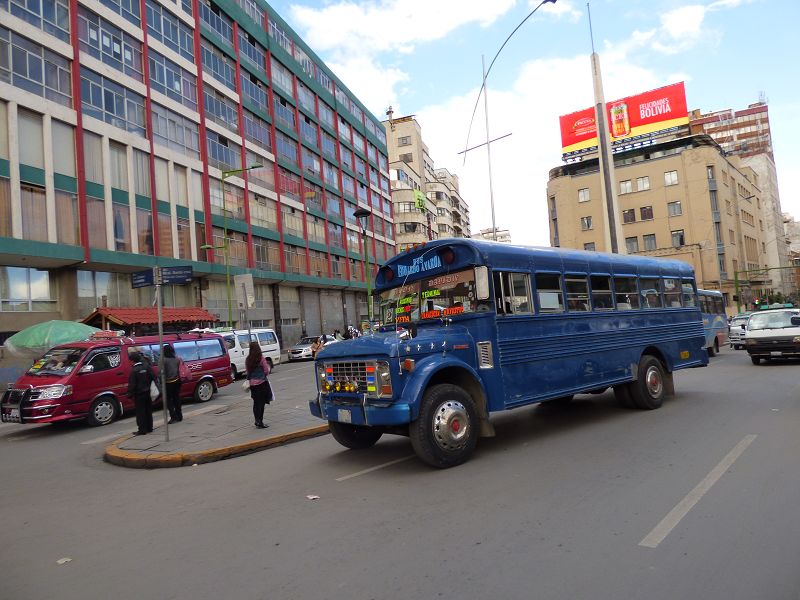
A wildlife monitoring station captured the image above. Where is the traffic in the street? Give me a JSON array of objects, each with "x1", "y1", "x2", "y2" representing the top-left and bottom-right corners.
[{"x1": 1, "y1": 346, "x2": 798, "y2": 600}]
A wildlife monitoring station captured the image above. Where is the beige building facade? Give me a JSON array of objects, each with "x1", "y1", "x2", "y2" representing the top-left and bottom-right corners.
[
  {"x1": 547, "y1": 135, "x2": 772, "y2": 313},
  {"x1": 383, "y1": 114, "x2": 470, "y2": 251},
  {"x1": 472, "y1": 228, "x2": 512, "y2": 243}
]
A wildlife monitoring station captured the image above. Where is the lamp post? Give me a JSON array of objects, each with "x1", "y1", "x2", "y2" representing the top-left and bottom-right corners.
[
  {"x1": 353, "y1": 207, "x2": 373, "y2": 326},
  {"x1": 200, "y1": 164, "x2": 262, "y2": 327}
]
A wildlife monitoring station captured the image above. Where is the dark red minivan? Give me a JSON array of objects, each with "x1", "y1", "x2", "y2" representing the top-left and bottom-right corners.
[{"x1": 1, "y1": 332, "x2": 232, "y2": 426}]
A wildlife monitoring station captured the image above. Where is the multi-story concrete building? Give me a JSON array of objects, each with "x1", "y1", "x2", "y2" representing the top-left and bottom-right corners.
[
  {"x1": 547, "y1": 134, "x2": 771, "y2": 313},
  {"x1": 690, "y1": 101, "x2": 791, "y2": 294},
  {"x1": 472, "y1": 228, "x2": 512, "y2": 243},
  {"x1": 383, "y1": 113, "x2": 469, "y2": 251},
  {"x1": 0, "y1": 0, "x2": 394, "y2": 345}
]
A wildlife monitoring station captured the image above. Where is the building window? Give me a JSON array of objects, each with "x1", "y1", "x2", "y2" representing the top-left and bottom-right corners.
[
  {"x1": 578, "y1": 188, "x2": 590, "y2": 203},
  {"x1": 636, "y1": 176, "x2": 650, "y2": 191},
  {"x1": 77, "y1": 7, "x2": 143, "y2": 82},
  {"x1": 112, "y1": 202, "x2": 130, "y2": 251},
  {"x1": 270, "y1": 56, "x2": 293, "y2": 98},
  {"x1": 397, "y1": 136, "x2": 411, "y2": 146},
  {"x1": 149, "y1": 50, "x2": 197, "y2": 110},
  {"x1": 667, "y1": 201, "x2": 682, "y2": 216},
  {"x1": 671, "y1": 229, "x2": 685, "y2": 247},
  {"x1": 625, "y1": 236, "x2": 639, "y2": 254},
  {"x1": 619, "y1": 180, "x2": 632, "y2": 194},
  {"x1": 640, "y1": 206, "x2": 653, "y2": 220},
  {"x1": 146, "y1": 0, "x2": 194, "y2": 60},
  {"x1": 20, "y1": 184, "x2": 47, "y2": 242},
  {"x1": 580, "y1": 216, "x2": 592, "y2": 231},
  {"x1": 152, "y1": 103, "x2": 200, "y2": 158},
  {"x1": 622, "y1": 209, "x2": 635, "y2": 224},
  {"x1": 664, "y1": 170, "x2": 678, "y2": 186},
  {"x1": 583, "y1": 242, "x2": 595, "y2": 251},
  {"x1": 81, "y1": 67, "x2": 145, "y2": 135},
  {"x1": 1, "y1": 28, "x2": 72, "y2": 107},
  {"x1": 0, "y1": 267, "x2": 57, "y2": 312},
  {"x1": 399, "y1": 153, "x2": 412, "y2": 163},
  {"x1": 643, "y1": 233, "x2": 657, "y2": 251},
  {"x1": 4, "y1": 0, "x2": 70, "y2": 41}
]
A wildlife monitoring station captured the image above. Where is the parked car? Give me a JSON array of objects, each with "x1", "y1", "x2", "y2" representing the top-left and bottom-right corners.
[
  {"x1": 215, "y1": 328, "x2": 281, "y2": 379},
  {"x1": 287, "y1": 334, "x2": 337, "y2": 361},
  {"x1": 728, "y1": 314, "x2": 751, "y2": 349},
  {"x1": 0, "y1": 331, "x2": 232, "y2": 427}
]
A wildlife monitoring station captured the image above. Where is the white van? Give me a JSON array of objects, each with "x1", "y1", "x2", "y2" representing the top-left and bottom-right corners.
[{"x1": 195, "y1": 328, "x2": 281, "y2": 378}]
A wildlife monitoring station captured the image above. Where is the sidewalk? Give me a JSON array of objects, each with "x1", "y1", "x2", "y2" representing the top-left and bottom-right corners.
[{"x1": 104, "y1": 391, "x2": 328, "y2": 469}]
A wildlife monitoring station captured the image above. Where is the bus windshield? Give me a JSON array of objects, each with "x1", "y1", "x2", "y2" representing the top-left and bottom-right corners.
[{"x1": 377, "y1": 268, "x2": 480, "y2": 325}]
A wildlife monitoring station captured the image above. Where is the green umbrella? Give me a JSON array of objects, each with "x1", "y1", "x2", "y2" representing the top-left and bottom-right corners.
[{"x1": 5, "y1": 321, "x2": 100, "y2": 356}]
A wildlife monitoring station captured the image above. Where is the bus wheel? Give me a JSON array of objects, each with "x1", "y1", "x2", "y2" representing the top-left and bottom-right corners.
[
  {"x1": 750, "y1": 356, "x2": 761, "y2": 365},
  {"x1": 614, "y1": 385, "x2": 635, "y2": 409},
  {"x1": 328, "y1": 421, "x2": 382, "y2": 449},
  {"x1": 410, "y1": 384, "x2": 478, "y2": 468},
  {"x1": 629, "y1": 355, "x2": 666, "y2": 410},
  {"x1": 87, "y1": 396, "x2": 118, "y2": 427}
]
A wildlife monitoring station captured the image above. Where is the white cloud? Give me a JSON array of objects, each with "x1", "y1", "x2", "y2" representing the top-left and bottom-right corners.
[{"x1": 536, "y1": 0, "x2": 582, "y2": 22}]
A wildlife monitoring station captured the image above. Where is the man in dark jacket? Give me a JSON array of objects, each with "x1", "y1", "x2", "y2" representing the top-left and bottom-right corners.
[{"x1": 128, "y1": 350, "x2": 155, "y2": 435}]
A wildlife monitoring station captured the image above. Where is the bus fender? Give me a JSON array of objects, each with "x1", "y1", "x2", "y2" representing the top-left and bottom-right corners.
[{"x1": 400, "y1": 355, "x2": 494, "y2": 436}]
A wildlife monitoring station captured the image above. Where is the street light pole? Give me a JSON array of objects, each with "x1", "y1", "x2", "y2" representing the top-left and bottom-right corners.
[
  {"x1": 353, "y1": 207, "x2": 373, "y2": 326},
  {"x1": 201, "y1": 164, "x2": 262, "y2": 328}
]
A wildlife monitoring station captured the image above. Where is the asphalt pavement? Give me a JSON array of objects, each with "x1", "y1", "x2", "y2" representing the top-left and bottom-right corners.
[{"x1": 105, "y1": 358, "x2": 329, "y2": 467}]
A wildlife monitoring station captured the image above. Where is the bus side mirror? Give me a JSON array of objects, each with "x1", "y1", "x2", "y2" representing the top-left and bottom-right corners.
[{"x1": 475, "y1": 266, "x2": 490, "y2": 300}]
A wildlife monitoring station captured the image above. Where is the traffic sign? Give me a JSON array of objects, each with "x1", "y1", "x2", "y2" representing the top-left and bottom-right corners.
[
  {"x1": 131, "y1": 269, "x2": 155, "y2": 289},
  {"x1": 161, "y1": 265, "x2": 193, "y2": 285}
]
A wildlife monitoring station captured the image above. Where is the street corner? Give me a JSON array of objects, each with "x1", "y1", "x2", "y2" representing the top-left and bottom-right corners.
[{"x1": 103, "y1": 443, "x2": 150, "y2": 469}]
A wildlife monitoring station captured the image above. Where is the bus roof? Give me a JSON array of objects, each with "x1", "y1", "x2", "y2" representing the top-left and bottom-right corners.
[{"x1": 376, "y1": 238, "x2": 696, "y2": 290}]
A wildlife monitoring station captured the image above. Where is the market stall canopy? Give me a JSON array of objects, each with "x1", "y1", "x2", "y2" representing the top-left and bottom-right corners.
[
  {"x1": 4, "y1": 321, "x2": 100, "y2": 356},
  {"x1": 81, "y1": 307, "x2": 218, "y2": 334}
]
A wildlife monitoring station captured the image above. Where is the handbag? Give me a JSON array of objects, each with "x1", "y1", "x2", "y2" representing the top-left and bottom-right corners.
[
  {"x1": 242, "y1": 380, "x2": 250, "y2": 391},
  {"x1": 178, "y1": 359, "x2": 191, "y2": 382},
  {"x1": 149, "y1": 380, "x2": 160, "y2": 401}
]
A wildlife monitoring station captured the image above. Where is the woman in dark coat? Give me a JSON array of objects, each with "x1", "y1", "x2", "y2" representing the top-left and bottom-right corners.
[
  {"x1": 161, "y1": 344, "x2": 183, "y2": 423},
  {"x1": 245, "y1": 341, "x2": 272, "y2": 429}
]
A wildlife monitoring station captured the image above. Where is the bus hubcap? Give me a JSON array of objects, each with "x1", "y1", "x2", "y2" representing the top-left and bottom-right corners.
[
  {"x1": 645, "y1": 366, "x2": 662, "y2": 397},
  {"x1": 432, "y1": 401, "x2": 470, "y2": 451}
]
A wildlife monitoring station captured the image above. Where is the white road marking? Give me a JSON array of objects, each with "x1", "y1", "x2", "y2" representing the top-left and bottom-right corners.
[
  {"x1": 639, "y1": 434, "x2": 757, "y2": 549},
  {"x1": 336, "y1": 455, "x2": 415, "y2": 482},
  {"x1": 80, "y1": 404, "x2": 224, "y2": 445}
]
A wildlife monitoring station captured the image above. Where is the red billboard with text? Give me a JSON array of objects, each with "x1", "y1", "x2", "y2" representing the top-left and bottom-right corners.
[{"x1": 559, "y1": 82, "x2": 689, "y2": 156}]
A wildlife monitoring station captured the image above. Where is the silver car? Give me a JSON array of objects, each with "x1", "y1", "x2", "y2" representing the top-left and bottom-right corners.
[
  {"x1": 728, "y1": 314, "x2": 750, "y2": 349},
  {"x1": 287, "y1": 334, "x2": 337, "y2": 361}
]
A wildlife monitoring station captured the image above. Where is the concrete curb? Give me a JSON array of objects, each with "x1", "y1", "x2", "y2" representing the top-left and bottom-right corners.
[{"x1": 103, "y1": 424, "x2": 330, "y2": 469}]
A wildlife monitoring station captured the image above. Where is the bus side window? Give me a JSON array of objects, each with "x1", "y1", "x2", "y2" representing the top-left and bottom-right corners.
[
  {"x1": 640, "y1": 278, "x2": 663, "y2": 309},
  {"x1": 535, "y1": 273, "x2": 564, "y2": 313},
  {"x1": 493, "y1": 271, "x2": 532, "y2": 315},
  {"x1": 565, "y1": 275, "x2": 590, "y2": 311},
  {"x1": 590, "y1": 275, "x2": 614, "y2": 310},
  {"x1": 615, "y1": 277, "x2": 639, "y2": 310},
  {"x1": 663, "y1": 278, "x2": 682, "y2": 307},
  {"x1": 681, "y1": 281, "x2": 696, "y2": 307}
]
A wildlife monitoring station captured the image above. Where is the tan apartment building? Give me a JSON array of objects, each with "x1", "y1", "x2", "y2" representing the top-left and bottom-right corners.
[
  {"x1": 383, "y1": 113, "x2": 470, "y2": 251},
  {"x1": 547, "y1": 135, "x2": 771, "y2": 313},
  {"x1": 472, "y1": 228, "x2": 512, "y2": 243},
  {"x1": 690, "y1": 101, "x2": 792, "y2": 294}
]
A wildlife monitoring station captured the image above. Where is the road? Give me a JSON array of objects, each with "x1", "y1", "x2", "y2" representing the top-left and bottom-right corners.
[{"x1": 1, "y1": 349, "x2": 799, "y2": 600}]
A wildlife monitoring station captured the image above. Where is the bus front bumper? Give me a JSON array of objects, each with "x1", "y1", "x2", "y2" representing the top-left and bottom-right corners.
[{"x1": 309, "y1": 397, "x2": 411, "y2": 426}]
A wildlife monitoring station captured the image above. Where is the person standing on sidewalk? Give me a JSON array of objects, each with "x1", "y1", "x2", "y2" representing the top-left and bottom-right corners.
[
  {"x1": 161, "y1": 344, "x2": 183, "y2": 424},
  {"x1": 245, "y1": 341, "x2": 272, "y2": 429},
  {"x1": 127, "y1": 350, "x2": 155, "y2": 435}
]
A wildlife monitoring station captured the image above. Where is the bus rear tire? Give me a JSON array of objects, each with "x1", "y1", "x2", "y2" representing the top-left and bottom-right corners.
[
  {"x1": 629, "y1": 355, "x2": 666, "y2": 410},
  {"x1": 410, "y1": 384, "x2": 478, "y2": 469},
  {"x1": 328, "y1": 421, "x2": 382, "y2": 449}
]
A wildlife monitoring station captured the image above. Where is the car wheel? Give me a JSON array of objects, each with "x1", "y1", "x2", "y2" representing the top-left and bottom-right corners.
[
  {"x1": 194, "y1": 379, "x2": 214, "y2": 403},
  {"x1": 628, "y1": 355, "x2": 666, "y2": 410},
  {"x1": 86, "y1": 396, "x2": 118, "y2": 427},
  {"x1": 410, "y1": 384, "x2": 479, "y2": 468},
  {"x1": 714, "y1": 339, "x2": 720, "y2": 354},
  {"x1": 328, "y1": 421, "x2": 383, "y2": 449},
  {"x1": 230, "y1": 364, "x2": 238, "y2": 380},
  {"x1": 707, "y1": 343, "x2": 716, "y2": 357}
]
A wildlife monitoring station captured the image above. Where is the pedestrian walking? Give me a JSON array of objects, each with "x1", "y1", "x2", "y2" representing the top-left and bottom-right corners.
[
  {"x1": 245, "y1": 341, "x2": 273, "y2": 429},
  {"x1": 161, "y1": 344, "x2": 183, "y2": 423},
  {"x1": 127, "y1": 350, "x2": 156, "y2": 435}
]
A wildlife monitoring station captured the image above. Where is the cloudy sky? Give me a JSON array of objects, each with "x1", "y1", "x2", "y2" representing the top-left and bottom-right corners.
[{"x1": 268, "y1": 0, "x2": 799, "y2": 245}]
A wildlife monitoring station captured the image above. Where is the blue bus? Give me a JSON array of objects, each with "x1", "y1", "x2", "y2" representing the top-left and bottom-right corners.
[
  {"x1": 697, "y1": 289, "x2": 728, "y2": 357},
  {"x1": 310, "y1": 239, "x2": 708, "y2": 468}
]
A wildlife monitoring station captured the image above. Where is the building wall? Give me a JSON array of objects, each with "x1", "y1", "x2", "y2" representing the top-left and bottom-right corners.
[
  {"x1": 0, "y1": 0, "x2": 395, "y2": 347},
  {"x1": 547, "y1": 137, "x2": 772, "y2": 313}
]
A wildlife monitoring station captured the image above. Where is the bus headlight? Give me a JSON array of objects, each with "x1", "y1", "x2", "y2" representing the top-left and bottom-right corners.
[
  {"x1": 746, "y1": 338, "x2": 756, "y2": 346},
  {"x1": 376, "y1": 361, "x2": 392, "y2": 397},
  {"x1": 317, "y1": 364, "x2": 328, "y2": 391}
]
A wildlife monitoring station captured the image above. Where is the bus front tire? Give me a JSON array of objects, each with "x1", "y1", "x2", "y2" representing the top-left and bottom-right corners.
[
  {"x1": 750, "y1": 356, "x2": 761, "y2": 365},
  {"x1": 629, "y1": 355, "x2": 666, "y2": 410},
  {"x1": 328, "y1": 421, "x2": 383, "y2": 449},
  {"x1": 410, "y1": 384, "x2": 478, "y2": 469}
]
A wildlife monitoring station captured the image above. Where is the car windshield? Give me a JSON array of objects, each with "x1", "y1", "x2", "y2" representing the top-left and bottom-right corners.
[
  {"x1": 747, "y1": 311, "x2": 798, "y2": 331},
  {"x1": 26, "y1": 348, "x2": 86, "y2": 376},
  {"x1": 298, "y1": 337, "x2": 317, "y2": 345},
  {"x1": 377, "y1": 268, "x2": 479, "y2": 325}
]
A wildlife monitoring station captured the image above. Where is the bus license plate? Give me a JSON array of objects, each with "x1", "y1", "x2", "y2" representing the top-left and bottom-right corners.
[
  {"x1": 771, "y1": 351, "x2": 782, "y2": 357},
  {"x1": 337, "y1": 409, "x2": 351, "y2": 423}
]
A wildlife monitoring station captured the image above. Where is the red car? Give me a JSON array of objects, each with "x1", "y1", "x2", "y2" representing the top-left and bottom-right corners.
[{"x1": 1, "y1": 332, "x2": 231, "y2": 426}]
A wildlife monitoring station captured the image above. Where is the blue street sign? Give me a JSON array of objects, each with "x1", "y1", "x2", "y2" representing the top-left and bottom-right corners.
[
  {"x1": 131, "y1": 269, "x2": 155, "y2": 289},
  {"x1": 161, "y1": 265, "x2": 193, "y2": 285}
]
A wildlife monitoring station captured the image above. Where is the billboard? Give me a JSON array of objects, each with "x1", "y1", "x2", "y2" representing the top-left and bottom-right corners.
[{"x1": 559, "y1": 82, "x2": 689, "y2": 157}]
